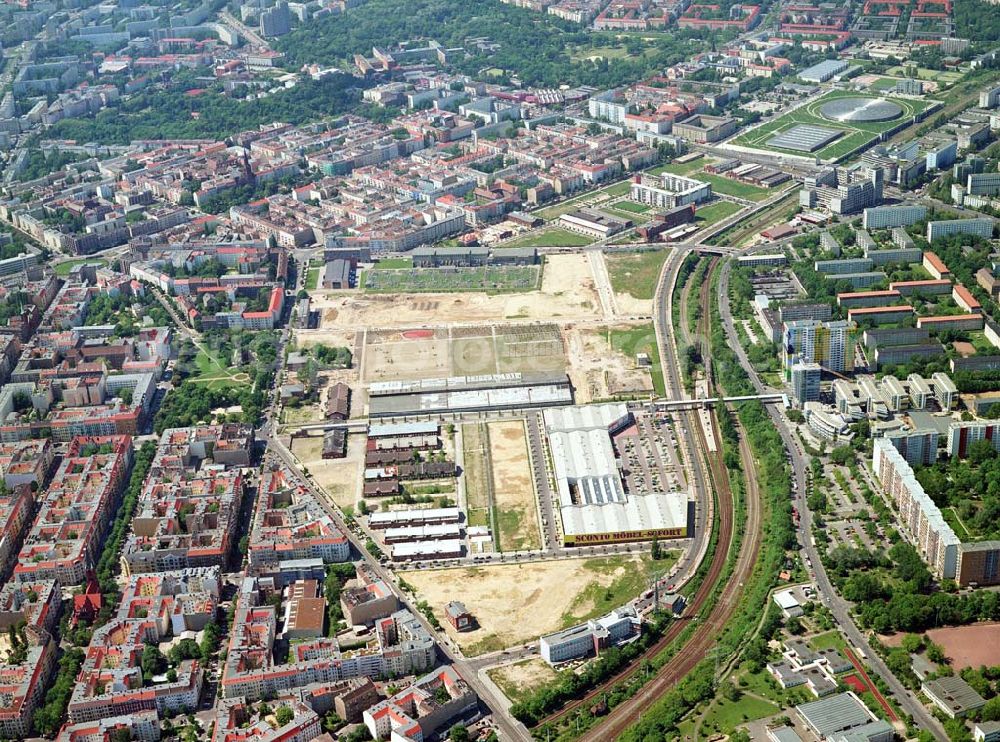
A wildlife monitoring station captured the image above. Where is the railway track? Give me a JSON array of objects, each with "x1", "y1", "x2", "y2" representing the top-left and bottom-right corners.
[
  {"x1": 532, "y1": 251, "x2": 754, "y2": 737},
  {"x1": 575, "y1": 255, "x2": 763, "y2": 742},
  {"x1": 531, "y1": 250, "x2": 720, "y2": 732}
]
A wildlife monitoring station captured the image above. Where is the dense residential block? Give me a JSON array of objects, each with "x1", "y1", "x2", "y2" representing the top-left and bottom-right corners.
[{"x1": 15, "y1": 435, "x2": 133, "y2": 585}]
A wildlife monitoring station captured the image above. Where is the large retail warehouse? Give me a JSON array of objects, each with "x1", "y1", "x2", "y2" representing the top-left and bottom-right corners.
[{"x1": 543, "y1": 403, "x2": 693, "y2": 546}]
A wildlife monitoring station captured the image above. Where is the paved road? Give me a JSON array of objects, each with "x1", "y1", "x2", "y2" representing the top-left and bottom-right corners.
[
  {"x1": 219, "y1": 9, "x2": 271, "y2": 48},
  {"x1": 716, "y1": 257, "x2": 947, "y2": 741},
  {"x1": 525, "y1": 412, "x2": 560, "y2": 552},
  {"x1": 264, "y1": 434, "x2": 532, "y2": 741}
]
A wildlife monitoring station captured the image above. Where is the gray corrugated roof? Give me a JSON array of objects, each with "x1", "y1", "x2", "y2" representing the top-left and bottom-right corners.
[{"x1": 797, "y1": 692, "x2": 874, "y2": 736}]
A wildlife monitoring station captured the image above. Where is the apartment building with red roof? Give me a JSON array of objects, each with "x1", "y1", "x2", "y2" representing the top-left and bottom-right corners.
[
  {"x1": 363, "y1": 665, "x2": 476, "y2": 742},
  {"x1": 248, "y1": 464, "x2": 350, "y2": 573},
  {"x1": 0, "y1": 580, "x2": 61, "y2": 738},
  {"x1": 14, "y1": 436, "x2": 133, "y2": 585},
  {"x1": 211, "y1": 697, "x2": 321, "y2": 742},
  {"x1": 66, "y1": 568, "x2": 218, "y2": 725}
]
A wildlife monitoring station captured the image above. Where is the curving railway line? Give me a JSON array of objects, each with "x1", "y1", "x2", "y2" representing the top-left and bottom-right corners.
[
  {"x1": 532, "y1": 250, "x2": 763, "y2": 739},
  {"x1": 576, "y1": 255, "x2": 764, "y2": 741},
  {"x1": 531, "y1": 250, "x2": 721, "y2": 732}
]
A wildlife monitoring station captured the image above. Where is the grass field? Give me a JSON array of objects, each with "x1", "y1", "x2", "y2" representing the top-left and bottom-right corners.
[
  {"x1": 698, "y1": 173, "x2": 770, "y2": 201},
  {"x1": 487, "y1": 660, "x2": 561, "y2": 704},
  {"x1": 604, "y1": 180, "x2": 633, "y2": 197},
  {"x1": 501, "y1": 227, "x2": 591, "y2": 248},
  {"x1": 371, "y1": 257, "x2": 413, "y2": 270},
  {"x1": 462, "y1": 423, "x2": 492, "y2": 532},
  {"x1": 688, "y1": 692, "x2": 779, "y2": 737},
  {"x1": 732, "y1": 90, "x2": 937, "y2": 162},
  {"x1": 869, "y1": 77, "x2": 900, "y2": 91},
  {"x1": 606, "y1": 249, "x2": 671, "y2": 301},
  {"x1": 609, "y1": 324, "x2": 665, "y2": 396},
  {"x1": 648, "y1": 157, "x2": 708, "y2": 176},
  {"x1": 885, "y1": 66, "x2": 963, "y2": 85},
  {"x1": 54, "y1": 258, "x2": 108, "y2": 276},
  {"x1": 363, "y1": 265, "x2": 542, "y2": 293},
  {"x1": 568, "y1": 44, "x2": 642, "y2": 62},
  {"x1": 612, "y1": 199, "x2": 651, "y2": 214},
  {"x1": 305, "y1": 266, "x2": 320, "y2": 290},
  {"x1": 696, "y1": 200, "x2": 743, "y2": 226},
  {"x1": 809, "y1": 630, "x2": 851, "y2": 654}
]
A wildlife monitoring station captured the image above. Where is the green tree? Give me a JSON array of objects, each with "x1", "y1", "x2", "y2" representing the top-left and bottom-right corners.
[
  {"x1": 926, "y1": 641, "x2": 947, "y2": 664},
  {"x1": 900, "y1": 633, "x2": 924, "y2": 653},
  {"x1": 141, "y1": 643, "x2": 166, "y2": 682}
]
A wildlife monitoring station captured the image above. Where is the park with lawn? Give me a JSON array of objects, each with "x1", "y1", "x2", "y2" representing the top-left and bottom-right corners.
[
  {"x1": 696, "y1": 200, "x2": 744, "y2": 226},
  {"x1": 191, "y1": 346, "x2": 252, "y2": 391},
  {"x1": 305, "y1": 265, "x2": 321, "y2": 290}
]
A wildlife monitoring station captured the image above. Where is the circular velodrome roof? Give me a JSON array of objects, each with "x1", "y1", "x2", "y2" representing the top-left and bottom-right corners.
[{"x1": 819, "y1": 97, "x2": 904, "y2": 123}]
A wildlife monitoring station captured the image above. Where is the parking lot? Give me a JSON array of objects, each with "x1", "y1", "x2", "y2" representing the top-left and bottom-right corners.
[{"x1": 615, "y1": 412, "x2": 686, "y2": 496}]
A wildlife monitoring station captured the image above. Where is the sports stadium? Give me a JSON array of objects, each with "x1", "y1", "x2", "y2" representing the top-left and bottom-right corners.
[{"x1": 731, "y1": 91, "x2": 939, "y2": 162}]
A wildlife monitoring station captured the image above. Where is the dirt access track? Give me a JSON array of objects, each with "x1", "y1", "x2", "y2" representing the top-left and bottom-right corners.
[{"x1": 311, "y1": 254, "x2": 601, "y2": 330}]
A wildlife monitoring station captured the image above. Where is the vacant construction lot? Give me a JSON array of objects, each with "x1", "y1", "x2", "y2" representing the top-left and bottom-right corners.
[
  {"x1": 605, "y1": 250, "x2": 671, "y2": 313},
  {"x1": 405, "y1": 555, "x2": 665, "y2": 655},
  {"x1": 489, "y1": 421, "x2": 539, "y2": 552},
  {"x1": 363, "y1": 328, "x2": 452, "y2": 382},
  {"x1": 290, "y1": 434, "x2": 363, "y2": 513},
  {"x1": 563, "y1": 322, "x2": 656, "y2": 402},
  {"x1": 312, "y1": 254, "x2": 600, "y2": 328},
  {"x1": 488, "y1": 659, "x2": 561, "y2": 704},
  {"x1": 360, "y1": 324, "x2": 566, "y2": 383}
]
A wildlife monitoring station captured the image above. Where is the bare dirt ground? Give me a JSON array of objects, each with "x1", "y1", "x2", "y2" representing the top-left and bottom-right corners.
[
  {"x1": 364, "y1": 331, "x2": 452, "y2": 383},
  {"x1": 563, "y1": 324, "x2": 652, "y2": 403},
  {"x1": 291, "y1": 434, "x2": 364, "y2": 512},
  {"x1": 310, "y1": 254, "x2": 600, "y2": 329},
  {"x1": 358, "y1": 325, "x2": 566, "y2": 384},
  {"x1": 404, "y1": 557, "x2": 640, "y2": 655},
  {"x1": 488, "y1": 421, "x2": 539, "y2": 552},
  {"x1": 293, "y1": 328, "x2": 359, "y2": 352},
  {"x1": 924, "y1": 623, "x2": 1000, "y2": 670},
  {"x1": 614, "y1": 290, "x2": 654, "y2": 316}
]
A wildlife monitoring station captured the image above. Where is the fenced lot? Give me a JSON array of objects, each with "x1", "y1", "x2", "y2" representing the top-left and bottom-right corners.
[{"x1": 363, "y1": 265, "x2": 542, "y2": 293}]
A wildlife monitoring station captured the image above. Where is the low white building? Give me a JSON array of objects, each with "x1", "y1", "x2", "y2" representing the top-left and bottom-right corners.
[{"x1": 773, "y1": 589, "x2": 803, "y2": 618}]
